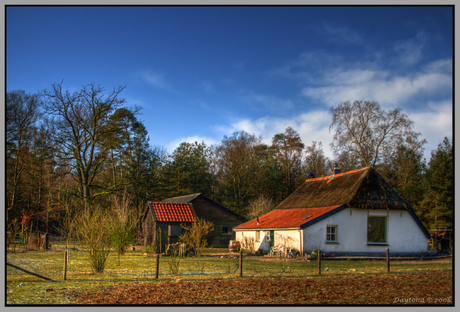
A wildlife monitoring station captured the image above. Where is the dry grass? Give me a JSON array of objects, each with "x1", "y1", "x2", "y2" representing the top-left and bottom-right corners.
[{"x1": 6, "y1": 246, "x2": 453, "y2": 305}]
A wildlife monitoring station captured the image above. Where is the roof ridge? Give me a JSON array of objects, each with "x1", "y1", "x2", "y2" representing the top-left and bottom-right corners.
[
  {"x1": 305, "y1": 166, "x2": 371, "y2": 183},
  {"x1": 162, "y1": 193, "x2": 201, "y2": 201}
]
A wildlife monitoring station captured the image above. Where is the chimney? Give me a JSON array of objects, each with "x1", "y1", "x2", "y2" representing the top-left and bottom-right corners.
[{"x1": 331, "y1": 163, "x2": 340, "y2": 176}]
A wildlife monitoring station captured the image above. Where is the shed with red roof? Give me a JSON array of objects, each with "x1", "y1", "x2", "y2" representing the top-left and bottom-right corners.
[
  {"x1": 162, "y1": 193, "x2": 247, "y2": 247},
  {"x1": 142, "y1": 202, "x2": 196, "y2": 252},
  {"x1": 143, "y1": 194, "x2": 247, "y2": 251},
  {"x1": 234, "y1": 165, "x2": 431, "y2": 257}
]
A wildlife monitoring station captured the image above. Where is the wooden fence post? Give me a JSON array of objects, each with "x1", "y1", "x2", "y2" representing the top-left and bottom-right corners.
[
  {"x1": 386, "y1": 248, "x2": 390, "y2": 272},
  {"x1": 239, "y1": 249, "x2": 243, "y2": 277},
  {"x1": 318, "y1": 249, "x2": 321, "y2": 275},
  {"x1": 63, "y1": 249, "x2": 67, "y2": 280},
  {"x1": 155, "y1": 253, "x2": 160, "y2": 279}
]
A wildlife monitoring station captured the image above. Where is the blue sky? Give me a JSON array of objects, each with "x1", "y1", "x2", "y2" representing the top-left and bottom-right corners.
[{"x1": 6, "y1": 6, "x2": 453, "y2": 162}]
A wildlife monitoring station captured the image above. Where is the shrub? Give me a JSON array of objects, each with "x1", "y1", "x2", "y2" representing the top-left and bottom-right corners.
[
  {"x1": 167, "y1": 250, "x2": 181, "y2": 274},
  {"x1": 179, "y1": 218, "x2": 214, "y2": 257},
  {"x1": 73, "y1": 207, "x2": 112, "y2": 273},
  {"x1": 240, "y1": 236, "x2": 255, "y2": 253},
  {"x1": 109, "y1": 193, "x2": 138, "y2": 264},
  {"x1": 145, "y1": 244, "x2": 155, "y2": 257}
]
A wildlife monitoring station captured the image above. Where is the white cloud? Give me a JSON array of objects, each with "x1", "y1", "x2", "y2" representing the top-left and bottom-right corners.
[
  {"x1": 322, "y1": 23, "x2": 363, "y2": 45},
  {"x1": 237, "y1": 90, "x2": 295, "y2": 112},
  {"x1": 202, "y1": 81, "x2": 214, "y2": 93},
  {"x1": 269, "y1": 52, "x2": 343, "y2": 82},
  {"x1": 223, "y1": 101, "x2": 452, "y2": 162},
  {"x1": 408, "y1": 101, "x2": 453, "y2": 158},
  {"x1": 302, "y1": 59, "x2": 452, "y2": 109},
  {"x1": 224, "y1": 110, "x2": 335, "y2": 159},
  {"x1": 138, "y1": 70, "x2": 171, "y2": 90},
  {"x1": 391, "y1": 32, "x2": 427, "y2": 66}
]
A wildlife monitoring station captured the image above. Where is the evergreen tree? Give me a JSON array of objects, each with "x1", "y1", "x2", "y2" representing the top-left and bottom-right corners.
[
  {"x1": 380, "y1": 139, "x2": 427, "y2": 212},
  {"x1": 161, "y1": 141, "x2": 214, "y2": 198},
  {"x1": 419, "y1": 137, "x2": 453, "y2": 229}
]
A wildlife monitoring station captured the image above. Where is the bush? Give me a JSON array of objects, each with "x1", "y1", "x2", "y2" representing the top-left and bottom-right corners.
[
  {"x1": 240, "y1": 236, "x2": 255, "y2": 253},
  {"x1": 167, "y1": 250, "x2": 181, "y2": 274},
  {"x1": 73, "y1": 207, "x2": 112, "y2": 273},
  {"x1": 179, "y1": 218, "x2": 214, "y2": 257},
  {"x1": 110, "y1": 193, "x2": 138, "y2": 264}
]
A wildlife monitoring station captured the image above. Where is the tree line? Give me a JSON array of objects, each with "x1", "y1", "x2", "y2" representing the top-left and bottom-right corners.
[{"x1": 6, "y1": 82, "x2": 453, "y2": 237}]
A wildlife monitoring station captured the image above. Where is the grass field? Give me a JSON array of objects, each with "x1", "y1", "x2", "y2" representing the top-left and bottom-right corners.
[{"x1": 6, "y1": 244, "x2": 453, "y2": 305}]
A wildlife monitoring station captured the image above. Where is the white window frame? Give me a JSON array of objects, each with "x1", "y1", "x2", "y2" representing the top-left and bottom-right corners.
[{"x1": 326, "y1": 225, "x2": 338, "y2": 243}]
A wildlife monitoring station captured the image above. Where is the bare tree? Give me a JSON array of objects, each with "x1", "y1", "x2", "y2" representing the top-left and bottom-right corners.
[
  {"x1": 213, "y1": 131, "x2": 263, "y2": 215},
  {"x1": 304, "y1": 141, "x2": 332, "y2": 178},
  {"x1": 272, "y1": 127, "x2": 305, "y2": 196},
  {"x1": 42, "y1": 81, "x2": 126, "y2": 212},
  {"x1": 329, "y1": 100, "x2": 419, "y2": 168},
  {"x1": 246, "y1": 195, "x2": 275, "y2": 220},
  {"x1": 6, "y1": 90, "x2": 42, "y2": 220}
]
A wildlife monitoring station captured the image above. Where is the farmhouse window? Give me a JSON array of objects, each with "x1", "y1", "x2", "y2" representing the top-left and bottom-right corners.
[
  {"x1": 222, "y1": 226, "x2": 233, "y2": 234},
  {"x1": 367, "y1": 216, "x2": 387, "y2": 244},
  {"x1": 326, "y1": 225, "x2": 337, "y2": 242}
]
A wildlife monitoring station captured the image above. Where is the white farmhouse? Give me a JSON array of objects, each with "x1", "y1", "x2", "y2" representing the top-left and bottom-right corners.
[{"x1": 234, "y1": 165, "x2": 431, "y2": 257}]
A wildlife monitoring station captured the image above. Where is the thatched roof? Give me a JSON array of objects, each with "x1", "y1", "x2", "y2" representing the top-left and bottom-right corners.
[
  {"x1": 276, "y1": 166, "x2": 413, "y2": 211},
  {"x1": 275, "y1": 166, "x2": 430, "y2": 238}
]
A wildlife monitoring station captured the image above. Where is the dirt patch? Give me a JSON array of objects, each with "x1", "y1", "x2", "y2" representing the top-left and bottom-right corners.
[{"x1": 69, "y1": 271, "x2": 452, "y2": 305}]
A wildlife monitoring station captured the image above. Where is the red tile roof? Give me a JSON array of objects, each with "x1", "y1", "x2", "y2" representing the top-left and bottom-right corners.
[
  {"x1": 234, "y1": 205, "x2": 343, "y2": 230},
  {"x1": 150, "y1": 202, "x2": 195, "y2": 223}
]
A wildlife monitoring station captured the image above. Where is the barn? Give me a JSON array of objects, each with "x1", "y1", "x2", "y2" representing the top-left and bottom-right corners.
[
  {"x1": 161, "y1": 193, "x2": 247, "y2": 247},
  {"x1": 233, "y1": 165, "x2": 431, "y2": 257},
  {"x1": 142, "y1": 202, "x2": 195, "y2": 252}
]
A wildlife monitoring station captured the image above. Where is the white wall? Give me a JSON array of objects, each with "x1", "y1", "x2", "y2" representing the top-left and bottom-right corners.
[
  {"x1": 235, "y1": 229, "x2": 301, "y2": 254},
  {"x1": 302, "y1": 208, "x2": 429, "y2": 256}
]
